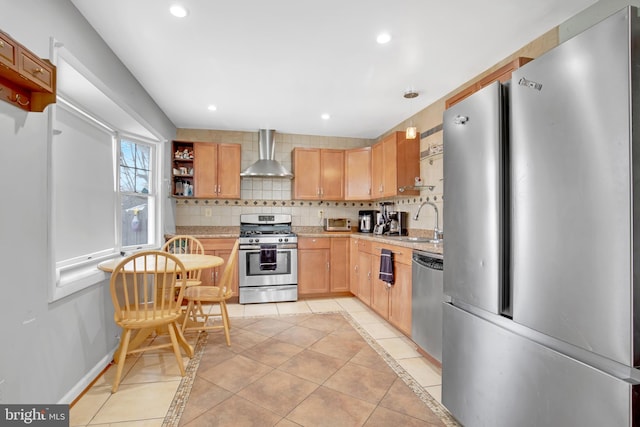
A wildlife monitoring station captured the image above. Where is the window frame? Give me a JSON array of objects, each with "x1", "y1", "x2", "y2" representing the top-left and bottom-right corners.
[{"x1": 48, "y1": 43, "x2": 163, "y2": 303}]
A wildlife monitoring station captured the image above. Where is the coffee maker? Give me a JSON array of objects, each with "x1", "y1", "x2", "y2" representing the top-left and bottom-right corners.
[
  {"x1": 358, "y1": 210, "x2": 378, "y2": 233},
  {"x1": 387, "y1": 211, "x2": 408, "y2": 236}
]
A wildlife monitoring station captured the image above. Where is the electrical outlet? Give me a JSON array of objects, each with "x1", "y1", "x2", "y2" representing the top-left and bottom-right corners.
[
  {"x1": 204, "y1": 207, "x2": 212, "y2": 217},
  {"x1": 318, "y1": 210, "x2": 323, "y2": 218}
]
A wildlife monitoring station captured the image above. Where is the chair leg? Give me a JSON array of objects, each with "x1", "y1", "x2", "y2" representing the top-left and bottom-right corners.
[
  {"x1": 182, "y1": 300, "x2": 195, "y2": 333},
  {"x1": 221, "y1": 301, "x2": 231, "y2": 330},
  {"x1": 167, "y1": 322, "x2": 186, "y2": 377},
  {"x1": 220, "y1": 301, "x2": 231, "y2": 346},
  {"x1": 112, "y1": 329, "x2": 132, "y2": 393}
]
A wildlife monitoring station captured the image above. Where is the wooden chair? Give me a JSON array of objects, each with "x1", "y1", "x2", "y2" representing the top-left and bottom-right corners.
[
  {"x1": 162, "y1": 235, "x2": 205, "y2": 286},
  {"x1": 182, "y1": 239, "x2": 239, "y2": 346},
  {"x1": 109, "y1": 250, "x2": 191, "y2": 393}
]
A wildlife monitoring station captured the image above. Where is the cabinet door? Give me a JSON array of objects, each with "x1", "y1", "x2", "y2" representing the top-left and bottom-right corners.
[
  {"x1": 381, "y1": 135, "x2": 398, "y2": 198},
  {"x1": 345, "y1": 147, "x2": 372, "y2": 200},
  {"x1": 320, "y1": 149, "x2": 345, "y2": 200},
  {"x1": 217, "y1": 143, "x2": 241, "y2": 199},
  {"x1": 371, "y1": 252, "x2": 390, "y2": 319},
  {"x1": 389, "y1": 262, "x2": 412, "y2": 335},
  {"x1": 213, "y1": 246, "x2": 239, "y2": 298},
  {"x1": 371, "y1": 142, "x2": 384, "y2": 198},
  {"x1": 293, "y1": 148, "x2": 322, "y2": 199},
  {"x1": 200, "y1": 239, "x2": 239, "y2": 300},
  {"x1": 349, "y1": 239, "x2": 361, "y2": 294},
  {"x1": 194, "y1": 143, "x2": 218, "y2": 198},
  {"x1": 357, "y1": 250, "x2": 372, "y2": 305},
  {"x1": 330, "y1": 237, "x2": 349, "y2": 292},
  {"x1": 298, "y1": 248, "x2": 330, "y2": 294}
]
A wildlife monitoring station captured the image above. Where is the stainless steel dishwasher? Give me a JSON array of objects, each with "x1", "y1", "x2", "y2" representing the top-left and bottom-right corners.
[{"x1": 411, "y1": 250, "x2": 444, "y2": 362}]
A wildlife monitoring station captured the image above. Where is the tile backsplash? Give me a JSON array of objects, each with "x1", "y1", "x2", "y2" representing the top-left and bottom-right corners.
[{"x1": 174, "y1": 194, "x2": 443, "y2": 235}]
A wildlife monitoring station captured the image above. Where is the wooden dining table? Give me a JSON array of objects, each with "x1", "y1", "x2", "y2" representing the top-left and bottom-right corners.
[{"x1": 98, "y1": 253, "x2": 224, "y2": 361}]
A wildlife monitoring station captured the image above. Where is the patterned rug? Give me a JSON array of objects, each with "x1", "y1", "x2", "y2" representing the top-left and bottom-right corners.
[{"x1": 162, "y1": 311, "x2": 459, "y2": 426}]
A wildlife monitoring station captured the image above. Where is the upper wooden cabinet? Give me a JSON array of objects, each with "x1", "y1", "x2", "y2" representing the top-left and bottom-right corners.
[
  {"x1": 194, "y1": 142, "x2": 241, "y2": 198},
  {"x1": 345, "y1": 146, "x2": 372, "y2": 200},
  {"x1": 172, "y1": 140, "x2": 241, "y2": 199},
  {"x1": 0, "y1": 30, "x2": 56, "y2": 112},
  {"x1": 445, "y1": 57, "x2": 533, "y2": 109},
  {"x1": 371, "y1": 131, "x2": 420, "y2": 199},
  {"x1": 293, "y1": 148, "x2": 345, "y2": 200}
]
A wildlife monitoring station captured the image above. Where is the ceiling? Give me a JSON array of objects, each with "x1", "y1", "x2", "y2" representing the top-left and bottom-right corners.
[{"x1": 70, "y1": 0, "x2": 596, "y2": 139}]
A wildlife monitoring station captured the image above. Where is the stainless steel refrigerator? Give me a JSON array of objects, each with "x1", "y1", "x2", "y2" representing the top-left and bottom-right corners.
[{"x1": 442, "y1": 6, "x2": 640, "y2": 426}]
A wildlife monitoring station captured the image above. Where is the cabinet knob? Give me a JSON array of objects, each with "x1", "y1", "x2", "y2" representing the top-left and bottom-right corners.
[
  {"x1": 33, "y1": 67, "x2": 44, "y2": 74},
  {"x1": 0, "y1": 40, "x2": 4, "y2": 48}
]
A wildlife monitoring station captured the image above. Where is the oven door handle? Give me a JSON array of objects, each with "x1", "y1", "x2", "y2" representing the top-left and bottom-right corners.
[{"x1": 239, "y1": 244, "x2": 298, "y2": 250}]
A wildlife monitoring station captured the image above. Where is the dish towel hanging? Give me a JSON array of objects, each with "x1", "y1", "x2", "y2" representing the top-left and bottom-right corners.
[
  {"x1": 259, "y1": 245, "x2": 277, "y2": 271},
  {"x1": 379, "y1": 249, "x2": 394, "y2": 284}
]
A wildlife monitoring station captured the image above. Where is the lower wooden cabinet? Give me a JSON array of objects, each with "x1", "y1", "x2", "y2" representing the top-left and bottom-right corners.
[
  {"x1": 298, "y1": 235, "x2": 412, "y2": 335},
  {"x1": 352, "y1": 239, "x2": 413, "y2": 335},
  {"x1": 298, "y1": 236, "x2": 350, "y2": 296},
  {"x1": 200, "y1": 238, "x2": 239, "y2": 302},
  {"x1": 298, "y1": 237, "x2": 331, "y2": 295},
  {"x1": 330, "y1": 237, "x2": 350, "y2": 292},
  {"x1": 357, "y1": 248, "x2": 372, "y2": 306}
]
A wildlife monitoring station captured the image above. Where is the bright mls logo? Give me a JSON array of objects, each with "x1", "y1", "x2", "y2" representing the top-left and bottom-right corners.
[{"x1": 1, "y1": 405, "x2": 68, "y2": 426}]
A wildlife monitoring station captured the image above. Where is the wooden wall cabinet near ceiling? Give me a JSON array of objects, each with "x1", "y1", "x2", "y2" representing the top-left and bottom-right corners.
[
  {"x1": 445, "y1": 57, "x2": 533, "y2": 109},
  {"x1": 171, "y1": 141, "x2": 241, "y2": 199},
  {"x1": 345, "y1": 146, "x2": 372, "y2": 200},
  {"x1": 371, "y1": 131, "x2": 420, "y2": 199},
  {"x1": 0, "y1": 30, "x2": 56, "y2": 112},
  {"x1": 194, "y1": 142, "x2": 241, "y2": 199},
  {"x1": 292, "y1": 148, "x2": 345, "y2": 200}
]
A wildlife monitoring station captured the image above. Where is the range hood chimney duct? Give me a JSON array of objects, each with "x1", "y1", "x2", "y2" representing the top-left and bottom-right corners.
[{"x1": 240, "y1": 129, "x2": 293, "y2": 178}]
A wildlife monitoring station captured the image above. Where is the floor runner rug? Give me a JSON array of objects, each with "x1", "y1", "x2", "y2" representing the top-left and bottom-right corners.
[{"x1": 163, "y1": 311, "x2": 459, "y2": 426}]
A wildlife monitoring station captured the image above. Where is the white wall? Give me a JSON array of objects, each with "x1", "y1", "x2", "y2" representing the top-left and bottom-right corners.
[{"x1": 0, "y1": 0, "x2": 176, "y2": 404}]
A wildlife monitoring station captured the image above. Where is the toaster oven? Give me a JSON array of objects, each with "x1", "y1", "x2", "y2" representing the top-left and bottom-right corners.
[{"x1": 323, "y1": 218, "x2": 352, "y2": 231}]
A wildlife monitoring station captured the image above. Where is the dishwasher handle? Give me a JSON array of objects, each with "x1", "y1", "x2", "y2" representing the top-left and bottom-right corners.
[{"x1": 412, "y1": 253, "x2": 443, "y2": 271}]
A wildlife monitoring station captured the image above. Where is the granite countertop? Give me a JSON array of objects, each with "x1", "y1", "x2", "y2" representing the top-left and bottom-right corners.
[
  {"x1": 168, "y1": 226, "x2": 443, "y2": 255},
  {"x1": 293, "y1": 227, "x2": 444, "y2": 255}
]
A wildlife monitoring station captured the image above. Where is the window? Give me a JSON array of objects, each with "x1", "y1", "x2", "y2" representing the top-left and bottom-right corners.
[
  {"x1": 119, "y1": 138, "x2": 156, "y2": 248},
  {"x1": 49, "y1": 45, "x2": 162, "y2": 302}
]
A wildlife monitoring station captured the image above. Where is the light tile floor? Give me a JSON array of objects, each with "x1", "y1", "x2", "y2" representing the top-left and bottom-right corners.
[{"x1": 70, "y1": 296, "x2": 442, "y2": 426}]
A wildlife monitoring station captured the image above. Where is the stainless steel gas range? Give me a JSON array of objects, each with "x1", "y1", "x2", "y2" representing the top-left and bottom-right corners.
[{"x1": 238, "y1": 214, "x2": 298, "y2": 304}]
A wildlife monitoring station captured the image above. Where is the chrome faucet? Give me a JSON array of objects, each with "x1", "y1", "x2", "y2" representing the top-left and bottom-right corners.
[{"x1": 413, "y1": 201, "x2": 443, "y2": 241}]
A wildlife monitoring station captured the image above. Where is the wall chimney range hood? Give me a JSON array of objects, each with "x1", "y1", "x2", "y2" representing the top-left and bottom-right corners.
[{"x1": 240, "y1": 129, "x2": 293, "y2": 178}]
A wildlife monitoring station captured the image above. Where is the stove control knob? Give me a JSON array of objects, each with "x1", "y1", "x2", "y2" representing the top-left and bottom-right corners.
[
  {"x1": 255, "y1": 238, "x2": 259, "y2": 243},
  {"x1": 284, "y1": 238, "x2": 289, "y2": 242},
  {"x1": 248, "y1": 238, "x2": 253, "y2": 243},
  {"x1": 278, "y1": 238, "x2": 283, "y2": 242}
]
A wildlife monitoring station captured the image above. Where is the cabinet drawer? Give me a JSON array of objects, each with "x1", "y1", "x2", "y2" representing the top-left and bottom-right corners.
[
  {"x1": 0, "y1": 33, "x2": 16, "y2": 67},
  {"x1": 355, "y1": 239, "x2": 372, "y2": 254},
  {"x1": 298, "y1": 237, "x2": 331, "y2": 249},
  {"x1": 201, "y1": 238, "x2": 237, "y2": 251},
  {"x1": 18, "y1": 50, "x2": 54, "y2": 91},
  {"x1": 371, "y1": 243, "x2": 412, "y2": 266}
]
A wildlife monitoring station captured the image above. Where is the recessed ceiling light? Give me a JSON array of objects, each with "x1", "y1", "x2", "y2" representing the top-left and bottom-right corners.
[
  {"x1": 321, "y1": 113, "x2": 331, "y2": 120},
  {"x1": 207, "y1": 105, "x2": 217, "y2": 111},
  {"x1": 376, "y1": 32, "x2": 391, "y2": 44},
  {"x1": 169, "y1": 5, "x2": 188, "y2": 18}
]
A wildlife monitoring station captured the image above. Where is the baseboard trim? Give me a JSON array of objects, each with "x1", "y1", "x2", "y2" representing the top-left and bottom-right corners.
[{"x1": 59, "y1": 346, "x2": 117, "y2": 406}]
